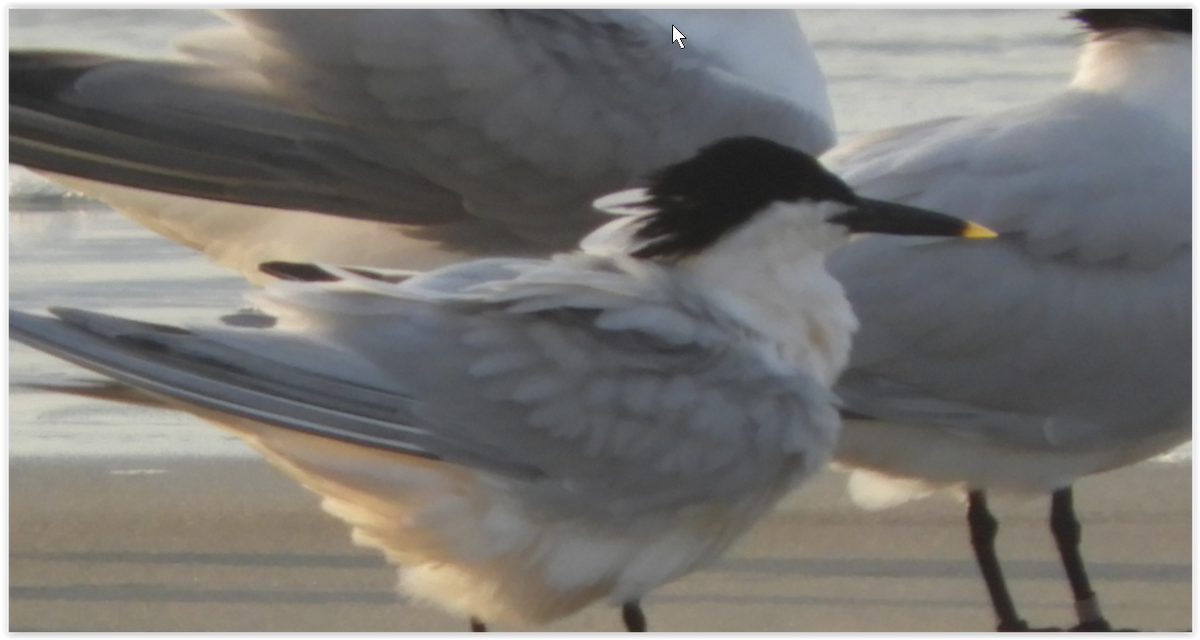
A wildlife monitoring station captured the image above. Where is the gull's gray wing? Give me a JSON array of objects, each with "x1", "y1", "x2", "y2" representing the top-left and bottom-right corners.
[
  {"x1": 825, "y1": 91, "x2": 1191, "y2": 451},
  {"x1": 10, "y1": 260, "x2": 838, "y2": 512},
  {"x1": 10, "y1": 9, "x2": 834, "y2": 273}
]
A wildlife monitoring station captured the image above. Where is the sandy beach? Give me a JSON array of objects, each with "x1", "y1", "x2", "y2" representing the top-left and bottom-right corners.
[{"x1": 9, "y1": 456, "x2": 1189, "y2": 632}]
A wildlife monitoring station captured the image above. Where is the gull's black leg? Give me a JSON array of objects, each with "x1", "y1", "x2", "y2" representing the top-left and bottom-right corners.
[
  {"x1": 1049, "y1": 487, "x2": 1113, "y2": 632},
  {"x1": 967, "y1": 490, "x2": 1030, "y2": 631},
  {"x1": 469, "y1": 617, "x2": 488, "y2": 632},
  {"x1": 622, "y1": 601, "x2": 647, "y2": 632}
]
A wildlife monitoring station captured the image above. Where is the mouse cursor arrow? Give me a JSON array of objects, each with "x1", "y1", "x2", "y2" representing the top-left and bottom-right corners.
[{"x1": 671, "y1": 25, "x2": 686, "y2": 49}]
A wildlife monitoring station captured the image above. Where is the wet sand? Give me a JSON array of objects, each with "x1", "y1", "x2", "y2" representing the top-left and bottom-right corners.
[{"x1": 9, "y1": 457, "x2": 1190, "y2": 632}]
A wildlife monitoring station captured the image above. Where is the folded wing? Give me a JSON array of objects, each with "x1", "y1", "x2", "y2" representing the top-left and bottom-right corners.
[
  {"x1": 11, "y1": 9, "x2": 835, "y2": 275},
  {"x1": 11, "y1": 257, "x2": 838, "y2": 510},
  {"x1": 826, "y1": 93, "x2": 1191, "y2": 451}
]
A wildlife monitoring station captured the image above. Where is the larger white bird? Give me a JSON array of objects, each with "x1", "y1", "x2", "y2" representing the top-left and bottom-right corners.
[
  {"x1": 824, "y1": 9, "x2": 1191, "y2": 632},
  {"x1": 10, "y1": 9, "x2": 834, "y2": 279},
  {"x1": 9, "y1": 137, "x2": 995, "y2": 631}
]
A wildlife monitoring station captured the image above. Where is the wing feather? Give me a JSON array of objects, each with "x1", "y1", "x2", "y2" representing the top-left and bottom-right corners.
[
  {"x1": 12, "y1": 256, "x2": 839, "y2": 510},
  {"x1": 11, "y1": 9, "x2": 834, "y2": 270},
  {"x1": 827, "y1": 91, "x2": 1191, "y2": 451}
]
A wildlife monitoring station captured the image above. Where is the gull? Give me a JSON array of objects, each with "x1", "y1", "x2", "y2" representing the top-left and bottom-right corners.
[
  {"x1": 9, "y1": 137, "x2": 995, "y2": 632},
  {"x1": 9, "y1": 9, "x2": 835, "y2": 280},
  {"x1": 823, "y1": 9, "x2": 1191, "y2": 631}
]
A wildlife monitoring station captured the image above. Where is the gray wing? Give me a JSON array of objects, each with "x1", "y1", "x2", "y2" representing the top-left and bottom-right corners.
[
  {"x1": 9, "y1": 307, "x2": 545, "y2": 480},
  {"x1": 10, "y1": 9, "x2": 834, "y2": 263},
  {"x1": 826, "y1": 91, "x2": 1191, "y2": 451},
  {"x1": 10, "y1": 267, "x2": 837, "y2": 510}
]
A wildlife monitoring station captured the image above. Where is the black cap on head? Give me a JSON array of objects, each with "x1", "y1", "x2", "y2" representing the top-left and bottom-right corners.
[
  {"x1": 1070, "y1": 9, "x2": 1191, "y2": 35},
  {"x1": 628, "y1": 137, "x2": 856, "y2": 260},
  {"x1": 611, "y1": 136, "x2": 996, "y2": 260}
]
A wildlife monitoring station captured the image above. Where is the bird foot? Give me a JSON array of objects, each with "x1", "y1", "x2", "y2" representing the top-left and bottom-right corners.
[
  {"x1": 997, "y1": 620, "x2": 1063, "y2": 632},
  {"x1": 1069, "y1": 619, "x2": 1112, "y2": 632},
  {"x1": 1069, "y1": 620, "x2": 1142, "y2": 632},
  {"x1": 1075, "y1": 624, "x2": 1137, "y2": 633}
]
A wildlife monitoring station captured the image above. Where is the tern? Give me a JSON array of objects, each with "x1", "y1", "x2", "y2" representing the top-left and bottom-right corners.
[
  {"x1": 11, "y1": 8, "x2": 1184, "y2": 631},
  {"x1": 9, "y1": 9, "x2": 834, "y2": 280},
  {"x1": 824, "y1": 9, "x2": 1191, "y2": 632},
  {"x1": 10, "y1": 137, "x2": 995, "y2": 631}
]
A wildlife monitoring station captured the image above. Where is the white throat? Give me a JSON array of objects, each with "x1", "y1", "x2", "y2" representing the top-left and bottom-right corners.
[{"x1": 681, "y1": 201, "x2": 858, "y2": 386}]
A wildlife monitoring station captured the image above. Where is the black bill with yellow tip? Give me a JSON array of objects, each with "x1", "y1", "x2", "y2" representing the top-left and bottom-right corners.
[{"x1": 828, "y1": 198, "x2": 997, "y2": 239}]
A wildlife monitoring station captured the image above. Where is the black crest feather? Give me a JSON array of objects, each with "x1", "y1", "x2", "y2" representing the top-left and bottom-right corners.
[
  {"x1": 628, "y1": 137, "x2": 855, "y2": 261},
  {"x1": 1071, "y1": 9, "x2": 1191, "y2": 35}
]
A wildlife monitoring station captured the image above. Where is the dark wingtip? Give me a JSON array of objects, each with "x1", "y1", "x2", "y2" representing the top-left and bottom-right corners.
[
  {"x1": 259, "y1": 261, "x2": 417, "y2": 284},
  {"x1": 259, "y1": 261, "x2": 342, "y2": 282},
  {"x1": 10, "y1": 51, "x2": 122, "y2": 106},
  {"x1": 9, "y1": 308, "x2": 47, "y2": 335},
  {"x1": 48, "y1": 306, "x2": 192, "y2": 335}
]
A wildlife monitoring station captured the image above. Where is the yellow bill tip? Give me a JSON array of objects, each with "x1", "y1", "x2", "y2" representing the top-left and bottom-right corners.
[{"x1": 962, "y1": 221, "x2": 999, "y2": 239}]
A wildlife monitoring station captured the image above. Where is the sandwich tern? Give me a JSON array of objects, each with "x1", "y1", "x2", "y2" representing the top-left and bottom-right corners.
[
  {"x1": 10, "y1": 137, "x2": 995, "y2": 631},
  {"x1": 13, "y1": 8, "x2": 1178, "y2": 630},
  {"x1": 10, "y1": 9, "x2": 834, "y2": 279},
  {"x1": 824, "y1": 9, "x2": 1191, "y2": 631}
]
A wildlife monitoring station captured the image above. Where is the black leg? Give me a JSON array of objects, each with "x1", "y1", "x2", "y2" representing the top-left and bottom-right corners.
[
  {"x1": 469, "y1": 617, "x2": 488, "y2": 632},
  {"x1": 967, "y1": 490, "x2": 1030, "y2": 631},
  {"x1": 1049, "y1": 487, "x2": 1113, "y2": 632},
  {"x1": 622, "y1": 601, "x2": 647, "y2": 632}
]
